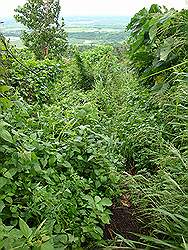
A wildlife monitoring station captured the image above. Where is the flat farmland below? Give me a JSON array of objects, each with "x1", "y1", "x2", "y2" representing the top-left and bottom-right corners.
[{"x1": 1, "y1": 16, "x2": 130, "y2": 47}]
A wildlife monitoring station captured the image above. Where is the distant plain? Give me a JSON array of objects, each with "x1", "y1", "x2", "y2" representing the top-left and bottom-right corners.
[{"x1": 1, "y1": 16, "x2": 130, "y2": 47}]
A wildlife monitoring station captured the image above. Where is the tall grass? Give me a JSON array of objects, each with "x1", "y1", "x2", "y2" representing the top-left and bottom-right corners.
[
  {"x1": 109, "y1": 74, "x2": 187, "y2": 249},
  {"x1": 87, "y1": 47, "x2": 188, "y2": 248}
]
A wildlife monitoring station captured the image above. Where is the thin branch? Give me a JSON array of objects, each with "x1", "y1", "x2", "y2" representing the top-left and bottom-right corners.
[{"x1": 141, "y1": 60, "x2": 188, "y2": 81}]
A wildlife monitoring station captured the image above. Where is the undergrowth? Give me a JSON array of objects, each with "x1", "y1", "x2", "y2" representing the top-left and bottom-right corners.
[{"x1": 0, "y1": 4, "x2": 188, "y2": 250}]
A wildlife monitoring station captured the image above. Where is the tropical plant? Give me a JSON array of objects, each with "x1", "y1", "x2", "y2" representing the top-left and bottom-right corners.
[{"x1": 126, "y1": 4, "x2": 188, "y2": 88}]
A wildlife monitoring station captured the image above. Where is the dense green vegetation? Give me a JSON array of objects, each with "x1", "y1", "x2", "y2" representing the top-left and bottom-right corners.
[
  {"x1": 14, "y1": 0, "x2": 68, "y2": 59},
  {"x1": 126, "y1": 5, "x2": 188, "y2": 87},
  {"x1": 0, "y1": 3, "x2": 188, "y2": 250}
]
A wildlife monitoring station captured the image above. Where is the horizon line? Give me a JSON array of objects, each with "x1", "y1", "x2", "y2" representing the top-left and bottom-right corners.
[{"x1": 1, "y1": 15, "x2": 131, "y2": 18}]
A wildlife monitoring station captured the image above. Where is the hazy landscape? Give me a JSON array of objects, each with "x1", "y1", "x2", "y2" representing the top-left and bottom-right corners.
[{"x1": 1, "y1": 16, "x2": 130, "y2": 47}]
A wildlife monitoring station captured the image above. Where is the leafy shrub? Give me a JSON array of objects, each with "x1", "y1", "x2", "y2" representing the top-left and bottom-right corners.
[
  {"x1": 82, "y1": 45, "x2": 118, "y2": 84},
  {"x1": 73, "y1": 49, "x2": 95, "y2": 90},
  {"x1": 0, "y1": 35, "x2": 14, "y2": 110},
  {"x1": 0, "y1": 77, "x2": 121, "y2": 249},
  {"x1": 10, "y1": 59, "x2": 64, "y2": 104},
  {"x1": 66, "y1": 46, "x2": 118, "y2": 91},
  {"x1": 127, "y1": 4, "x2": 188, "y2": 88}
]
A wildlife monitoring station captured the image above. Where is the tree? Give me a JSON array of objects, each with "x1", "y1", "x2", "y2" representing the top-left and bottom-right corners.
[{"x1": 14, "y1": 0, "x2": 68, "y2": 60}]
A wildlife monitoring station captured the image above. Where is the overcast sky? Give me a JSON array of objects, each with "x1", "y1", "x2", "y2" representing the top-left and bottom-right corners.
[{"x1": 0, "y1": 0, "x2": 187, "y2": 17}]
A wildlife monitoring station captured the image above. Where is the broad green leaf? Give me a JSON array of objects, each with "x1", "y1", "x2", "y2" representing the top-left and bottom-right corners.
[
  {"x1": 0, "y1": 129, "x2": 13, "y2": 143},
  {"x1": 5, "y1": 197, "x2": 13, "y2": 203},
  {"x1": 82, "y1": 225, "x2": 91, "y2": 233},
  {"x1": 0, "y1": 177, "x2": 7, "y2": 189},
  {"x1": 95, "y1": 180, "x2": 101, "y2": 188},
  {"x1": 83, "y1": 195, "x2": 93, "y2": 204},
  {"x1": 24, "y1": 144, "x2": 36, "y2": 151},
  {"x1": 100, "y1": 213, "x2": 110, "y2": 224},
  {"x1": 0, "y1": 120, "x2": 11, "y2": 128},
  {"x1": 0, "y1": 201, "x2": 5, "y2": 213},
  {"x1": 90, "y1": 231, "x2": 102, "y2": 240},
  {"x1": 94, "y1": 196, "x2": 101, "y2": 203},
  {"x1": 64, "y1": 188, "x2": 72, "y2": 198},
  {"x1": 68, "y1": 234, "x2": 75, "y2": 243},
  {"x1": 88, "y1": 155, "x2": 95, "y2": 161},
  {"x1": 63, "y1": 161, "x2": 72, "y2": 168},
  {"x1": 9, "y1": 228, "x2": 23, "y2": 239},
  {"x1": 99, "y1": 198, "x2": 112, "y2": 207},
  {"x1": 149, "y1": 25, "x2": 157, "y2": 41},
  {"x1": 48, "y1": 155, "x2": 56, "y2": 166},
  {"x1": 94, "y1": 226, "x2": 103, "y2": 236},
  {"x1": 4, "y1": 171, "x2": 12, "y2": 179},
  {"x1": 4, "y1": 168, "x2": 17, "y2": 179},
  {"x1": 59, "y1": 234, "x2": 68, "y2": 244},
  {"x1": 77, "y1": 155, "x2": 84, "y2": 160},
  {"x1": 96, "y1": 203, "x2": 104, "y2": 212},
  {"x1": 0, "y1": 241, "x2": 3, "y2": 250},
  {"x1": 160, "y1": 37, "x2": 174, "y2": 61},
  {"x1": 132, "y1": 31, "x2": 145, "y2": 53},
  {"x1": 0, "y1": 97, "x2": 12, "y2": 108},
  {"x1": 34, "y1": 163, "x2": 42, "y2": 172},
  {"x1": 19, "y1": 218, "x2": 32, "y2": 238},
  {"x1": 0, "y1": 85, "x2": 10, "y2": 93},
  {"x1": 41, "y1": 241, "x2": 54, "y2": 250},
  {"x1": 160, "y1": 47, "x2": 171, "y2": 61}
]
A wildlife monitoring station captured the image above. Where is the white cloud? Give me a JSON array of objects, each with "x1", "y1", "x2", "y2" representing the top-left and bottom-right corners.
[
  {"x1": 0, "y1": 0, "x2": 187, "y2": 17},
  {"x1": 61, "y1": 0, "x2": 187, "y2": 16}
]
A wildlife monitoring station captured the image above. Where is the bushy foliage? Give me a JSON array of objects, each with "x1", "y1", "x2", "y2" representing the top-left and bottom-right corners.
[
  {"x1": 0, "y1": 5, "x2": 188, "y2": 250},
  {"x1": 127, "y1": 4, "x2": 188, "y2": 88},
  {"x1": 72, "y1": 49, "x2": 95, "y2": 90},
  {"x1": 14, "y1": 0, "x2": 68, "y2": 60},
  {"x1": 0, "y1": 35, "x2": 13, "y2": 110},
  {"x1": 10, "y1": 58, "x2": 64, "y2": 104},
  {"x1": 82, "y1": 45, "x2": 118, "y2": 84},
  {"x1": 0, "y1": 47, "x2": 122, "y2": 249}
]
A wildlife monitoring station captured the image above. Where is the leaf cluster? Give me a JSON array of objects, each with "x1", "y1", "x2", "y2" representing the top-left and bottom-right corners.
[
  {"x1": 126, "y1": 4, "x2": 188, "y2": 88},
  {"x1": 14, "y1": 0, "x2": 68, "y2": 60}
]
